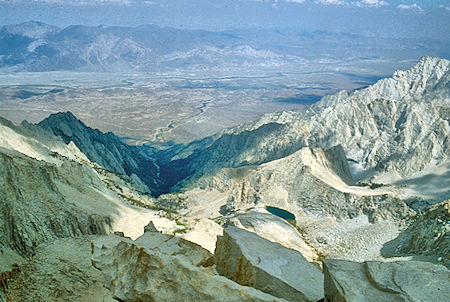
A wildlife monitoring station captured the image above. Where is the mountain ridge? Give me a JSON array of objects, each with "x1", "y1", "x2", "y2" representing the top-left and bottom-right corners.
[
  {"x1": 1, "y1": 21, "x2": 447, "y2": 73},
  {"x1": 156, "y1": 56, "x2": 449, "y2": 195},
  {"x1": 37, "y1": 111, "x2": 159, "y2": 194}
]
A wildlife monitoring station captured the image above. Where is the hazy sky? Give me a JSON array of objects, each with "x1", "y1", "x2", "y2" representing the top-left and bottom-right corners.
[{"x1": 0, "y1": 0, "x2": 449, "y2": 39}]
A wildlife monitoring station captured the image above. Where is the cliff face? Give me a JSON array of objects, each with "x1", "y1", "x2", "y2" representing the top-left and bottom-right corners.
[{"x1": 305, "y1": 56, "x2": 449, "y2": 181}]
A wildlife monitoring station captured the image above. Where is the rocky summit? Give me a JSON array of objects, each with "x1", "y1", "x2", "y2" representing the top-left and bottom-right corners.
[
  {"x1": 91, "y1": 224, "x2": 288, "y2": 302},
  {"x1": 0, "y1": 57, "x2": 449, "y2": 301}
]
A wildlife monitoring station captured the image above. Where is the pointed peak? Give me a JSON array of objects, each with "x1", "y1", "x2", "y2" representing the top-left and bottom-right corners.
[
  {"x1": 417, "y1": 56, "x2": 446, "y2": 65},
  {"x1": 38, "y1": 111, "x2": 86, "y2": 129},
  {"x1": 390, "y1": 55, "x2": 450, "y2": 87},
  {"x1": 47, "y1": 111, "x2": 77, "y2": 121},
  {"x1": 411, "y1": 56, "x2": 450, "y2": 72},
  {"x1": 0, "y1": 115, "x2": 16, "y2": 128},
  {"x1": 61, "y1": 111, "x2": 77, "y2": 118}
]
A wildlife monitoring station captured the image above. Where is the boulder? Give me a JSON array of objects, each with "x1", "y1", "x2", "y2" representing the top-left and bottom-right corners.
[
  {"x1": 214, "y1": 226, "x2": 324, "y2": 302},
  {"x1": 180, "y1": 218, "x2": 223, "y2": 253},
  {"x1": 323, "y1": 259, "x2": 450, "y2": 302},
  {"x1": 91, "y1": 230, "x2": 288, "y2": 302},
  {"x1": 226, "y1": 211, "x2": 318, "y2": 262}
]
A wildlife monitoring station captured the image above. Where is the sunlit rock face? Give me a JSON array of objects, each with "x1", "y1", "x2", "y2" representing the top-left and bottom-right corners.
[
  {"x1": 224, "y1": 210, "x2": 318, "y2": 263},
  {"x1": 91, "y1": 227, "x2": 289, "y2": 302},
  {"x1": 214, "y1": 226, "x2": 324, "y2": 302}
]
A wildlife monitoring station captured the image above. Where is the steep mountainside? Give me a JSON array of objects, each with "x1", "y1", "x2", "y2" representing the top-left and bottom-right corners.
[
  {"x1": 0, "y1": 149, "x2": 112, "y2": 257},
  {"x1": 38, "y1": 112, "x2": 159, "y2": 194},
  {"x1": 158, "y1": 56, "x2": 450, "y2": 196},
  {"x1": 0, "y1": 117, "x2": 168, "y2": 260}
]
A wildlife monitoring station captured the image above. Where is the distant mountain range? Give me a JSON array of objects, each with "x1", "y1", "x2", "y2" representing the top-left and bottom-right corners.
[{"x1": 0, "y1": 21, "x2": 448, "y2": 72}]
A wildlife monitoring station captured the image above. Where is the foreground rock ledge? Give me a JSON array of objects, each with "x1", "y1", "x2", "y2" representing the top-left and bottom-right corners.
[
  {"x1": 214, "y1": 226, "x2": 324, "y2": 302},
  {"x1": 323, "y1": 259, "x2": 450, "y2": 302},
  {"x1": 91, "y1": 226, "x2": 288, "y2": 302}
]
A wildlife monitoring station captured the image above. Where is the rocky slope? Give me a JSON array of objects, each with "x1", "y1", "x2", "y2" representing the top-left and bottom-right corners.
[
  {"x1": 0, "y1": 115, "x2": 181, "y2": 262},
  {"x1": 0, "y1": 118, "x2": 110, "y2": 258},
  {"x1": 396, "y1": 200, "x2": 450, "y2": 267},
  {"x1": 4, "y1": 237, "x2": 114, "y2": 302},
  {"x1": 89, "y1": 222, "x2": 449, "y2": 302},
  {"x1": 207, "y1": 146, "x2": 412, "y2": 222},
  {"x1": 0, "y1": 113, "x2": 203, "y2": 301},
  {"x1": 170, "y1": 145, "x2": 413, "y2": 264},
  {"x1": 91, "y1": 226, "x2": 288, "y2": 302}
]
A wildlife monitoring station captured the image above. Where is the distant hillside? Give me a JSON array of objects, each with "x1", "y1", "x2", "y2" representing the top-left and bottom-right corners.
[{"x1": 0, "y1": 21, "x2": 447, "y2": 72}]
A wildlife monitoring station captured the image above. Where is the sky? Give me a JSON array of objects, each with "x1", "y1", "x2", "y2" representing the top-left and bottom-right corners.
[{"x1": 0, "y1": 0, "x2": 449, "y2": 39}]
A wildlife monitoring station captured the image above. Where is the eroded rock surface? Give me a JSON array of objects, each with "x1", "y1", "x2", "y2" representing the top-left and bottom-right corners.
[
  {"x1": 0, "y1": 149, "x2": 112, "y2": 257},
  {"x1": 214, "y1": 226, "x2": 324, "y2": 302},
  {"x1": 91, "y1": 228, "x2": 288, "y2": 302},
  {"x1": 323, "y1": 259, "x2": 450, "y2": 302},
  {"x1": 5, "y1": 237, "x2": 114, "y2": 302}
]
